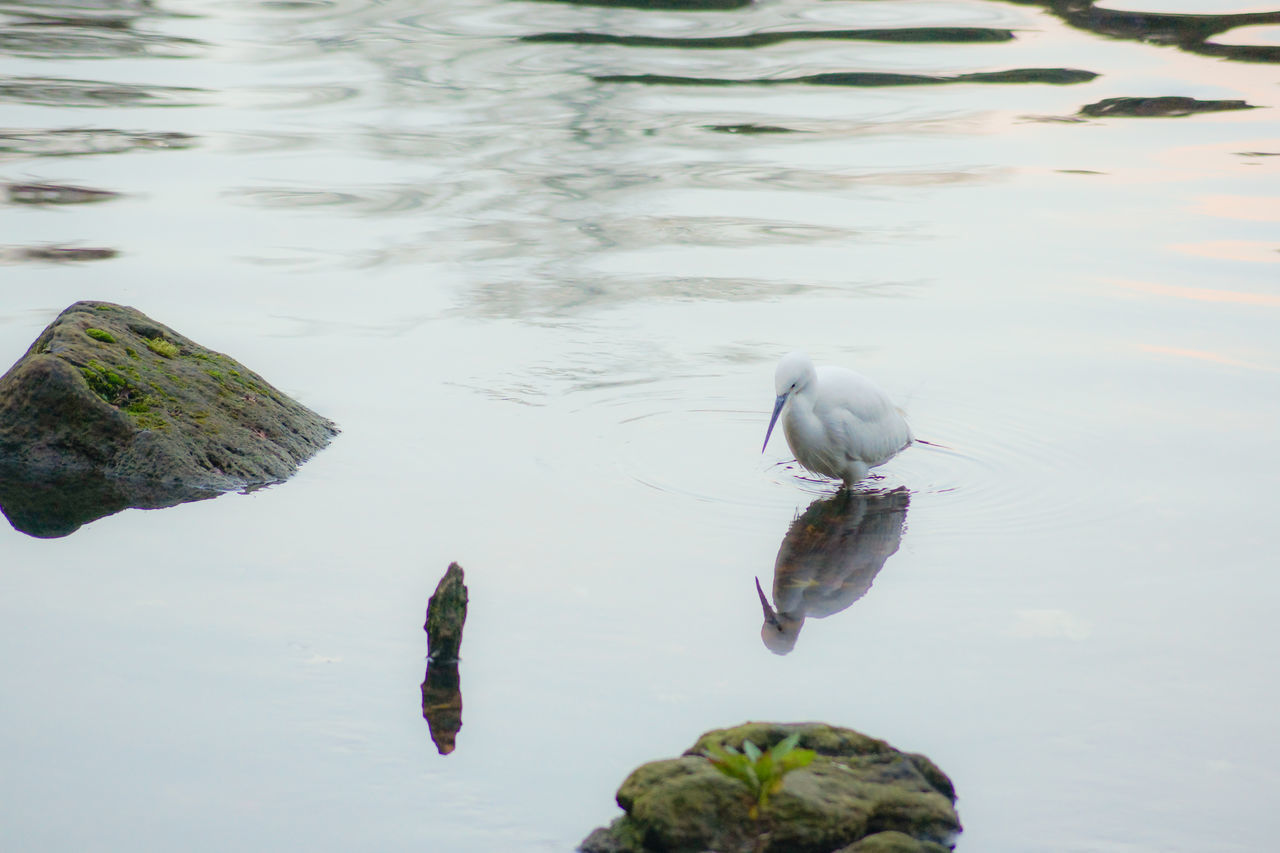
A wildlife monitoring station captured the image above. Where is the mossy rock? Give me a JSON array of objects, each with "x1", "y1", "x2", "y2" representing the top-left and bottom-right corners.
[
  {"x1": 580, "y1": 723, "x2": 960, "y2": 853},
  {"x1": 0, "y1": 301, "x2": 337, "y2": 536}
]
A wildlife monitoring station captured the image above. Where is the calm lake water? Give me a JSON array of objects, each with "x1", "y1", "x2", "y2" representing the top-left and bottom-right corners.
[{"x1": 2, "y1": 0, "x2": 1278, "y2": 850}]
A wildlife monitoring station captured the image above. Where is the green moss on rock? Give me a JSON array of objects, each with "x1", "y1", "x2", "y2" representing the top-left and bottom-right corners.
[
  {"x1": 145, "y1": 337, "x2": 180, "y2": 358},
  {"x1": 80, "y1": 359, "x2": 133, "y2": 405},
  {"x1": 85, "y1": 328, "x2": 116, "y2": 343}
]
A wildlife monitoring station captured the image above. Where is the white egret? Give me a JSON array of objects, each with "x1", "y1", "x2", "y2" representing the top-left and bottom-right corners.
[{"x1": 762, "y1": 351, "x2": 912, "y2": 488}]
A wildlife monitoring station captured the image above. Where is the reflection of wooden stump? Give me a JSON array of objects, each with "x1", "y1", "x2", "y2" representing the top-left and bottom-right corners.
[
  {"x1": 423, "y1": 563, "x2": 468, "y2": 754},
  {"x1": 421, "y1": 661, "x2": 462, "y2": 755}
]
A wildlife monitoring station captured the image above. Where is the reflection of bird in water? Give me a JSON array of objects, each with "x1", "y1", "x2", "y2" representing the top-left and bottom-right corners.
[
  {"x1": 757, "y1": 488, "x2": 910, "y2": 655},
  {"x1": 763, "y1": 351, "x2": 912, "y2": 488}
]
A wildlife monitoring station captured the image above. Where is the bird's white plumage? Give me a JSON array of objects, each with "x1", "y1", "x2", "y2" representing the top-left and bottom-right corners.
[{"x1": 763, "y1": 351, "x2": 912, "y2": 487}]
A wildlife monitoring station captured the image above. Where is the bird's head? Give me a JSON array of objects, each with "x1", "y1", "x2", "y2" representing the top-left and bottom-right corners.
[
  {"x1": 756, "y1": 576, "x2": 800, "y2": 655},
  {"x1": 774, "y1": 350, "x2": 815, "y2": 397},
  {"x1": 763, "y1": 351, "x2": 816, "y2": 453}
]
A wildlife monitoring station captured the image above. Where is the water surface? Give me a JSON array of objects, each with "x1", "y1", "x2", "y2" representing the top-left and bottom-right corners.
[{"x1": 1, "y1": 0, "x2": 1278, "y2": 850}]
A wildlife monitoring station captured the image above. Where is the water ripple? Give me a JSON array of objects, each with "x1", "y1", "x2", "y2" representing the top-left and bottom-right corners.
[
  {"x1": 229, "y1": 185, "x2": 440, "y2": 214},
  {"x1": 608, "y1": 387, "x2": 1108, "y2": 537},
  {"x1": 225, "y1": 84, "x2": 364, "y2": 109},
  {"x1": 461, "y1": 274, "x2": 922, "y2": 318}
]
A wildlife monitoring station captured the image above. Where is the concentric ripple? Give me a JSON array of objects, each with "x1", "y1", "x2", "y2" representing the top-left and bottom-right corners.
[{"x1": 606, "y1": 380, "x2": 1109, "y2": 538}]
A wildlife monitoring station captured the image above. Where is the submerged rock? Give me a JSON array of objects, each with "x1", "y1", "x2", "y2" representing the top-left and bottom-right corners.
[
  {"x1": 0, "y1": 301, "x2": 336, "y2": 536},
  {"x1": 580, "y1": 722, "x2": 960, "y2": 853}
]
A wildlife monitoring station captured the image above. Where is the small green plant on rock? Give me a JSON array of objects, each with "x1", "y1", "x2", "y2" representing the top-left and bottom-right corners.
[
  {"x1": 84, "y1": 328, "x2": 115, "y2": 343},
  {"x1": 704, "y1": 732, "x2": 816, "y2": 820}
]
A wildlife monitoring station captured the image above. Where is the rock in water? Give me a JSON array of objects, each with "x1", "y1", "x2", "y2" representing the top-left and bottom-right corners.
[
  {"x1": 579, "y1": 722, "x2": 961, "y2": 853},
  {"x1": 0, "y1": 301, "x2": 336, "y2": 536}
]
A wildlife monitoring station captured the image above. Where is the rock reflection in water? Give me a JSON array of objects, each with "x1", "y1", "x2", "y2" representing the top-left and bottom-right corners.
[
  {"x1": 757, "y1": 489, "x2": 909, "y2": 655},
  {"x1": 0, "y1": 468, "x2": 219, "y2": 538},
  {"x1": 1028, "y1": 0, "x2": 1280, "y2": 64}
]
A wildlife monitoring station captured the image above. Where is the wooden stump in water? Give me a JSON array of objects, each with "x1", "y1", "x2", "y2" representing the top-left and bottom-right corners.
[
  {"x1": 424, "y1": 562, "x2": 468, "y2": 663},
  {"x1": 422, "y1": 562, "x2": 468, "y2": 754}
]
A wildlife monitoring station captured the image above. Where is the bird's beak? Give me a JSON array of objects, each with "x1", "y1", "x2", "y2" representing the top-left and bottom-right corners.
[
  {"x1": 762, "y1": 393, "x2": 787, "y2": 453},
  {"x1": 756, "y1": 576, "x2": 781, "y2": 628}
]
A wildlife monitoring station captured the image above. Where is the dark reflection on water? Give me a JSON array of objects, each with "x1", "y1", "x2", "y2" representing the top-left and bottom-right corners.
[
  {"x1": 0, "y1": 76, "x2": 208, "y2": 108},
  {"x1": 757, "y1": 488, "x2": 909, "y2": 656},
  {"x1": 1022, "y1": 0, "x2": 1280, "y2": 63},
  {"x1": 531, "y1": 0, "x2": 751, "y2": 9},
  {"x1": 0, "y1": 10, "x2": 205, "y2": 60},
  {"x1": 706, "y1": 124, "x2": 800, "y2": 134},
  {"x1": 523, "y1": 28, "x2": 1016, "y2": 48},
  {"x1": 594, "y1": 68, "x2": 1098, "y2": 87},
  {"x1": 0, "y1": 0, "x2": 168, "y2": 18},
  {"x1": 421, "y1": 661, "x2": 462, "y2": 755},
  {"x1": 0, "y1": 468, "x2": 218, "y2": 538},
  {"x1": 0, "y1": 245, "x2": 118, "y2": 262},
  {"x1": 0, "y1": 128, "x2": 196, "y2": 157},
  {"x1": 5, "y1": 182, "x2": 119, "y2": 205},
  {"x1": 1080, "y1": 96, "x2": 1256, "y2": 117}
]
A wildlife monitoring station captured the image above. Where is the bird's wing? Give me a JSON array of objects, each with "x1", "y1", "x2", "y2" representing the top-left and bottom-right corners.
[{"x1": 814, "y1": 367, "x2": 912, "y2": 466}]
